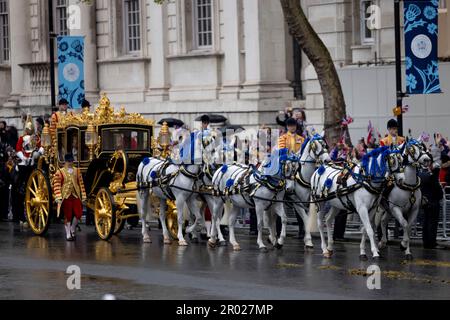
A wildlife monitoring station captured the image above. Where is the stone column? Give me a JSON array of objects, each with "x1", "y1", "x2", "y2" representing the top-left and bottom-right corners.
[
  {"x1": 4, "y1": 0, "x2": 31, "y2": 107},
  {"x1": 146, "y1": 0, "x2": 169, "y2": 101},
  {"x1": 219, "y1": 0, "x2": 242, "y2": 100},
  {"x1": 68, "y1": 0, "x2": 99, "y2": 102}
]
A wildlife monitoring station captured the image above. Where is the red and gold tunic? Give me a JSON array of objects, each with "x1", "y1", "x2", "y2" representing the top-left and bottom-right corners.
[
  {"x1": 278, "y1": 132, "x2": 304, "y2": 154},
  {"x1": 54, "y1": 166, "x2": 86, "y2": 221},
  {"x1": 380, "y1": 135, "x2": 405, "y2": 147}
]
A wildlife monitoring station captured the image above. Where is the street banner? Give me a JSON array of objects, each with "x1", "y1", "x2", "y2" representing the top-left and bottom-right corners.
[
  {"x1": 404, "y1": 0, "x2": 441, "y2": 94},
  {"x1": 57, "y1": 36, "x2": 85, "y2": 109}
]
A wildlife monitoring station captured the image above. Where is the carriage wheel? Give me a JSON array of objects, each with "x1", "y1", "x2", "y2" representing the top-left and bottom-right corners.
[
  {"x1": 166, "y1": 200, "x2": 180, "y2": 240},
  {"x1": 113, "y1": 214, "x2": 126, "y2": 235},
  {"x1": 26, "y1": 169, "x2": 52, "y2": 236},
  {"x1": 94, "y1": 188, "x2": 116, "y2": 240}
]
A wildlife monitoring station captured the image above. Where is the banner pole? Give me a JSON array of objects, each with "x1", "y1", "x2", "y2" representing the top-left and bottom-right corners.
[
  {"x1": 48, "y1": 0, "x2": 57, "y2": 113},
  {"x1": 394, "y1": 0, "x2": 404, "y2": 136}
]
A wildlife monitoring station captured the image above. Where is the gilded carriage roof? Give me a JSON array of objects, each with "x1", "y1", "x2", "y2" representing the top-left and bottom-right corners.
[{"x1": 56, "y1": 94, "x2": 155, "y2": 128}]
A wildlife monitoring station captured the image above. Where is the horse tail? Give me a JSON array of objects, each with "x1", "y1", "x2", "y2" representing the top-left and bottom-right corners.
[
  {"x1": 374, "y1": 206, "x2": 383, "y2": 228},
  {"x1": 307, "y1": 197, "x2": 319, "y2": 233}
]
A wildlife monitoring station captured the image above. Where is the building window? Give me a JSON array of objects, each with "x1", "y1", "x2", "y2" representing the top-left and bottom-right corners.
[
  {"x1": 55, "y1": 0, "x2": 68, "y2": 35},
  {"x1": 360, "y1": 0, "x2": 375, "y2": 44},
  {"x1": 0, "y1": 0, "x2": 8, "y2": 63},
  {"x1": 193, "y1": 0, "x2": 213, "y2": 49},
  {"x1": 124, "y1": 0, "x2": 141, "y2": 53}
]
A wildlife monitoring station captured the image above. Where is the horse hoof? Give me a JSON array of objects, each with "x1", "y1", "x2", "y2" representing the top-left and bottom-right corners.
[
  {"x1": 207, "y1": 240, "x2": 216, "y2": 249},
  {"x1": 143, "y1": 236, "x2": 151, "y2": 243},
  {"x1": 259, "y1": 247, "x2": 268, "y2": 253},
  {"x1": 232, "y1": 244, "x2": 241, "y2": 251},
  {"x1": 400, "y1": 243, "x2": 407, "y2": 251},
  {"x1": 323, "y1": 250, "x2": 333, "y2": 258},
  {"x1": 219, "y1": 241, "x2": 227, "y2": 247},
  {"x1": 378, "y1": 242, "x2": 387, "y2": 250},
  {"x1": 178, "y1": 240, "x2": 188, "y2": 246},
  {"x1": 274, "y1": 243, "x2": 283, "y2": 250},
  {"x1": 305, "y1": 245, "x2": 314, "y2": 251},
  {"x1": 359, "y1": 254, "x2": 368, "y2": 261},
  {"x1": 163, "y1": 238, "x2": 172, "y2": 245},
  {"x1": 405, "y1": 254, "x2": 414, "y2": 261}
]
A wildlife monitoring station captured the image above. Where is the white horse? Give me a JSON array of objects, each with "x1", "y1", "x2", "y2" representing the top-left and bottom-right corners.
[
  {"x1": 377, "y1": 139, "x2": 431, "y2": 259},
  {"x1": 291, "y1": 133, "x2": 331, "y2": 249},
  {"x1": 208, "y1": 148, "x2": 299, "y2": 252},
  {"x1": 310, "y1": 146, "x2": 403, "y2": 259},
  {"x1": 136, "y1": 132, "x2": 214, "y2": 245}
]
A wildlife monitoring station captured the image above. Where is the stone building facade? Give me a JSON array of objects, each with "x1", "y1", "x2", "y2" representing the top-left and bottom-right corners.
[{"x1": 0, "y1": 0, "x2": 449, "y2": 139}]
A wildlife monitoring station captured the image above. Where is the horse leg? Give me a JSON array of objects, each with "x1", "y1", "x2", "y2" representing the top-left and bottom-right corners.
[
  {"x1": 256, "y1": 204, "x2": 267, "y2": 251},
  {"x1": 317, "y1": 208, "x2": 329, "y2": 257},
  {"x1": 377, "y1": 208, "x2": 389, "y2": 249},
  {"x1": 157, "y1": 199, "x2": 171, "y2": 244},
  {"x1": 324, "y1": 207, "x2": 339, "y2": 255},
  {"x1": 295, "y1": 204, "x2": 313, "y2": 249},
  {"x1": 274, "y1": 202, "x2": 287, "y2": 248},
  {"x1": 390, "y1": 206, "x2": 409, "y2": 252},
  {"x1": 175, "y1": 195, "x2": 189, "y2": 246},
  {"x1": 187, "y1": 197, "x2": 204, "y2": 242},
  {"x1": 138, "y1": 190, "x2": 151, "y2": 243},
  {"x1": 403, "y1": 204, "x2": 420, "y2": 259},
  {"x1": 358, "y1": 206, "x2": 379, "y2": 258},
  {"x1": 228, "y1": 206, "x2": 241, "y2": 251},
  {"x1": 263, "y1": 209, "x2": 277, "y2": 246}
]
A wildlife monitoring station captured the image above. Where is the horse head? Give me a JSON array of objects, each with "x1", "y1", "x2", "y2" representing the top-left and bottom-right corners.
[
  {"x1": 401, "y1": 139, "x2": 432, "y2": 169},
  {"x1": 361, "y1": 146, "x2": 402, "y2": 181},
  {"x1": 298, "y1": 133, "x2": 331, "y2": 165}
]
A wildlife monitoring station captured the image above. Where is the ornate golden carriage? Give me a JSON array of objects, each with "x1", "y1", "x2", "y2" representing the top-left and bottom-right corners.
[{"x1": 25, "y1": 94, "x2": 178, "y2": 240}]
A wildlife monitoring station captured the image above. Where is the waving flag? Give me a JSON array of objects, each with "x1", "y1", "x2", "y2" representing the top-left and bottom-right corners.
[{"x1": 367, "y1": 121, "x2": 374, "y2": 144}]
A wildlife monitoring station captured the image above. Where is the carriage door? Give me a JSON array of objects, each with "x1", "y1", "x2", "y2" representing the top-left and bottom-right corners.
[{"x1": 66, "y1": 127, "x2": 81, "y2": 166}]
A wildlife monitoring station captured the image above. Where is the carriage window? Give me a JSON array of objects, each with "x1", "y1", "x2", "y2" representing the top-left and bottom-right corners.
[
  {"x1": 102, "y1": 129, "x2": 149, "y2": 151},
  {"x1": 80, "y1": 131, "x2": 90, "y2": 161},
  {"x1": 58, "y1": 132, "x2": 66, "y2": 162},
  {"x1": 66, "y1": 128, "x2": 80, "y2": 162}
]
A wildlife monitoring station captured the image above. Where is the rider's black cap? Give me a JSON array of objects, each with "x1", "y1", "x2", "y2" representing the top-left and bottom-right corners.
[
  {"x1": 387, "y1": 119, "x2": 399, "y2": 129},
  {"x1": 81, "y1": 99, "x2": 91, "y2": 108},
  {"x1": 286, "y1": 118, "x2": 297, "y2": 126},
  {"x1": 64, "y1": 154, "x2": 75, "y2": 162},
  {"x1": 59, "y1": 98, "x2": 69, "y2": 105}
]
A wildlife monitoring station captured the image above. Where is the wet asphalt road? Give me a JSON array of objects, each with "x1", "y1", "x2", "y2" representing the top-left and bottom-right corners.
[{"x1": 1, "y1": 222, "x2": 450, "y2": 300}]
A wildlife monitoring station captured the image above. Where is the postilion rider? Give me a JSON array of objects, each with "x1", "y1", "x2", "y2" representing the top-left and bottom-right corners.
[
  {"x1": 380, "y1": 119, "x2": 405, "y2": 147},
  {"x1": 278, "y1": 117, "x2": 304, "y2": 153},
  {"x1": 53, "y1": 154, "x2": 87, "y2": 241}
]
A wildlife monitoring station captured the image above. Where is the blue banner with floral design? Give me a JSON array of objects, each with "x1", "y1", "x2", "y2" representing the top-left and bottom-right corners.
[
  {"x1": 404, "y1": 0, "x2": 441, "y2": 94},
  {"x1": 57, "y1": 36, "x2": 85, "y2": 108}
]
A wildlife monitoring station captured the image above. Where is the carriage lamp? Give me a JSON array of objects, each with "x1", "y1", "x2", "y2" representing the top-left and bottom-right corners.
[
  {"x1": 86, "y1": 124, "x2": 98, "y2": 161},
  {"x1": 41, "y1": 123, "x2": 51, "y2": 162},
  {"x1": 41, "y1": 124, "x2": 51, "y2": 148},
  {"x1": 158, "y1": 122, "x2": 170, "y2": 158}
]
